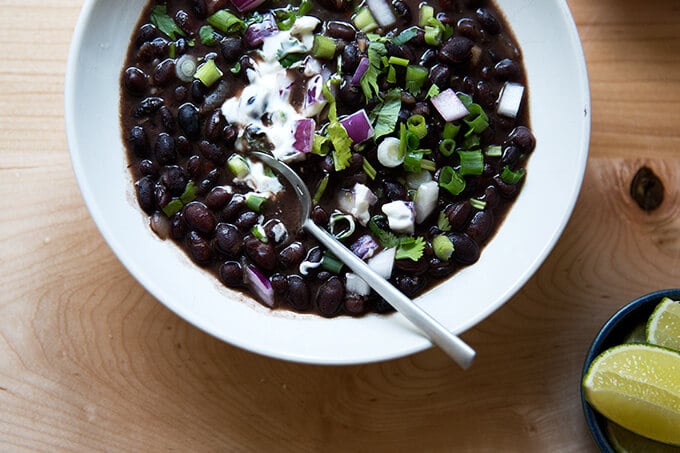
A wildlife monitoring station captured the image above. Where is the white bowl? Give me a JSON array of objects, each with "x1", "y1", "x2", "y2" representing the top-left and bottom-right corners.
[{"x1": 65, "y1": 0, "x2": 590, "y2": 364}]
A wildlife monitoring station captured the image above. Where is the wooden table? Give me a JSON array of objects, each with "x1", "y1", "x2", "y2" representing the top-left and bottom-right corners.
[{"x1": 2, "y1": 0, "x2": 679, "y2": 450}]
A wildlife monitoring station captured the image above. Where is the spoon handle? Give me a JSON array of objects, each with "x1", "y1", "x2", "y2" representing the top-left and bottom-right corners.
[{"x1": 304, "y1": 219, "x2": 476, "y2": 369}]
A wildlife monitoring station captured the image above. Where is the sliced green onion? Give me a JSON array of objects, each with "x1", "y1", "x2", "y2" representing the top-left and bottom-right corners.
[
  {"x1": 418, "y1": 4, "x2": 434, "y2": 27},
  {"x1": 321, "y1": 251, "x2": 344, "y2": 274},
  {"x1": 227, "y1": 154, "x2": 249, "y2": 178},
  {"x1": 311, "y1": 35, "x2": 337, "y2": 59},
  {"x1": 313, "y1": 174, "x2": 330, "y2": 203},
  {"x1": 425, "y1": 83, "x2": 440, "y2": 99},
  {"x1": 162, "y1": 199, "x2": 184, "y2": 217},
  {"x1": 329, "y1": 212, "x2": 356, "y2": 239},
  {"x1": 199, "y1": 25, "x2": 219, "y2": 46},
  {"x1": 433, "y1": 235, "x2": 454, "y2": 261},
  {"x1": 363, "y1": 157, "x2": 377, "y2": 180},
  {"x1": 439, "y1": 166, "x2": 466, "y2": 196},
  {"x1": 246, "y1": 194, "x2": 267, "y2": 212},
  {"x1": 405, "y1": 65, "x2": 428, "y2": 95},
  {"x1": 458, "y1": 150, "x2": 484, "y2": 176},
  {"x1": 194, "y1": 59, "x2": 223, "y2": 87},
  {"x1": 386, "y1": 65, "x2": 397, "y2": 84},
  {"x1": 407, "y1": 115, "x2": 427, "y2": 139},
  {"x1": 464, "y1": 103, "x2": 489, "y2": 134},
  {"x1": 207, "y1": 10, "x2": 245, "y2": 34},
  {"x1": 470, "y1": 198, "x2": 486, "y2": 210},
  {"x1": 388, "y1": 56, "x2": 410, "y2": 66},
  {"x1": 420, "y1": 159, "x2": 436, "y2": 172},
  {"x1": 442, "y1": 123, "x2": 461, "y2": 140},
  {"x1": 485, "y1": 145, "x2": 502, "y2": 157},
  {"x1": 457, "y1": 92, "x2": 474, "y2": 108},
  {"x1": 179, "y1": 180, "x2": 197, "y2": 205},
  {"x1": 437, "y1": 211, "x2": 452, "y2": 232},
  {"x1": 230, "y1": 62, "x2": 241, "y2": 74},
  {"x1": 462, "y1": 133, "x2": 480, "y2": 150},
  {"x1": 312, "y1": 134, "x2": 329, "y2": 156},
  {"x1": 439, "y1": 138, "x2": 456, "y2": 157},
  {"x1": 424, "y1": 24, "x2": 442, "y2": 46},
  {"x1": 168, "y1": 42, "x2": 177, "y2": 59},
  {"x1": 403, "y1": 151, "x2": 433, "y2": 173},
  {"x1": 251, "y1": 224, "x2": 268, "y2": 242},
  {"x1": 501, "y1": 166, "x2": 526, "y2": 184},
  {"x1": 353, "y1": 7, "x2": 378, "y2": 32}
]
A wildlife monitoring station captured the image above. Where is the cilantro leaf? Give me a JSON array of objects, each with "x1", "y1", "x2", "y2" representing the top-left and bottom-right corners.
[
  {"x1": 391, "y1": 27, "x2": 419, "y2": 45},
  {"x1": 329, "y1": 121, "x2": 352, "y2": 171},
  {"x1": 396, "y1": 236, "x2": 426, "y2": 261},
  {"x1": 360, "y1": 41, "x2": 387, "y2": 102},
  {"x1": 150, "y1": 5, "x2": 186, "y2": 41},
  {"x1": 369, "y1": 88, "x2": 402, "y2": 140},
  {"x1": 368, "y1": 216, "x2": 400, "y2": 248}
]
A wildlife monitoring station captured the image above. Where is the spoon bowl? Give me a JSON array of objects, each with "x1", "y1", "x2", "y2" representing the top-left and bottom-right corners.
[{"x1": 252, "y1": 152, "x2": 476, "y2": 369}]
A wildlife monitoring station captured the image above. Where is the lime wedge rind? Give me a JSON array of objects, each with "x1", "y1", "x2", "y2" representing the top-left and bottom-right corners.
[{"x1": 646, "y1": 297, "x2": 680, "y2": 352}]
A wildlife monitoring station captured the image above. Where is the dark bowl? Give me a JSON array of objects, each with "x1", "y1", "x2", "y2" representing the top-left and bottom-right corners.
[{"x1": 580, "y1": 288, "x2": 680, "y2": 452}]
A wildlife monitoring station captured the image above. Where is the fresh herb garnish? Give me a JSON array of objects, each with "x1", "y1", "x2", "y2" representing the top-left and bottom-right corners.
[
  {"x1": 360, "y1": 41, "x2": 386, "y2": 102},
  {"x1": 370, "y1": 88, "x2": 402, "y2": 140},
  {"x1": 396, "y1": 236, "x2": 426, "y2": 261},
  {"x1": 391, "y1": 27, "x2": 419, "y2": 45},
  {"x1": 150, "y1": 5, "x2": 186, "y2": 40},
  {"x1": 368, "y1": 216, "x2": 399, "y2": 248},
  {"x1": 199, "y1": 25, "x2": 219, "y2": 46}
]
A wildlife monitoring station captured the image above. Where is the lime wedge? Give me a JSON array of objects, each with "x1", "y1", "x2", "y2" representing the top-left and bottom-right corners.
[
  {"x1": 606, "y1": 421, "x2": 680, "y2": 453},
  {"x1": 583, "y1": 344, "x2": 680, "y2": 446},
  {"x1": 647, "y1": 297, "x2": 680, "y2": 352}
]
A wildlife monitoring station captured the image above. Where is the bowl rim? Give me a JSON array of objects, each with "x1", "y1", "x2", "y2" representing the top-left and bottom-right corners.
[
  {"x1": 580, "y1": 288, "x2": 680, "y2": 451},
  {"x1": 65, "y1": 0, "x2": 592, "y2": 365}
]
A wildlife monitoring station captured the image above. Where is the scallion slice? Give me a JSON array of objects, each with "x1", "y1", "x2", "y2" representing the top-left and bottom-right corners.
[
  {"x1": 227, "y1": 154, "x2": 250, "y2": 178},
  {"x1": 251, "y1": 224, "x2": 268, "y2": 242},
  {"x1": 418, "y1": 4, "x2": 434, "y2": 27},
  {"x1": 321, "y1": 251, "x2": 344, "y2": 274},
  {"x1": 442, "y1": 123, "x2": 460, "y2": 140},
  {"x1": 313, "y1": 174, "x2": 330, "y2": 203},
  {"x1": 470, "y1": 198, "x2": 486, "y2": 210},
  {"x1": 485, "y1": 145, "x2": 502, "y2": 157},
  {"x1": 194, "y1": 59, "x2": 223, "y2": 87},
  {"x1": 329, "y1": 212, "x2": 356, "y2": 239},
  {"x1": 458, "y1": 150, "x2": 484, "y2": 176},
  {"x1": 405, "y1": 65, "x2": 428, "y2": 95},
  {"x1": 407, "y1": 114, "x2": 427, "y2": 139},
  {"x1": 437, "y1": 211, "x2": 452, "y2": 232},
  {"x1": 388, "y1": 56, "x2": 410, "y2": 66},
  {"x1": 432, "y1": 235, "x2": 454, "y2": 261},
  {"x1": 424, "y1": 24, "x2": 442, "y2": 46},
  {"x1": 501, "y1": 166, "x2": 526, "y2": 184},
  {"x1": 246, "y1": 194, "x2": 267, "y2": 212},
  {"x1": 179, "y1": 180, "x2": 197, "y2": 205},
  {"x1": 439, "y1": 166, "x2": 466, "y2": 196},
  {"x1": 353, "y1": 7, "x2": 378, "y2": 32},
  {"x1": 439, "y1": 138, "x2": 456, "y2": 157},
  {"x1": 162, "y1": 199, "x2": 184, "y2": 217},
  {"x1": 363, "y1": 157, "x2": 377, "y2": 180},
  {"x1": 207, "y1": 10, "x2": 246, "y2": 34},
  {"x1": 311, "y1": 35, "x2": 337, "y2": 59}
]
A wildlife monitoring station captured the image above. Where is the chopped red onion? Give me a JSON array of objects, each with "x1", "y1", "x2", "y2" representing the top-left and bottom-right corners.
[
  {"x1": 368, "y1": 247, "x2": 396, "y2": 279},
  {"x1": 340, "y1": 109, "x2": 374, "y2": 143},
  {"x1": 350, "y1": 57, "x2": 370, "y2": 86},
  {"x1": 245, "y1": 13, "x2": 278, "y2": 47},
  {"x1": 414, "y1": 181, "x2": 439, "y2": 223},
  {"x1": 366, "y1": 0, "x2": 396, "y2": 27},
  {"x1": 430, "y1": 88, "x2": 469, "y2": 122},
  {"x1": 244, "y1": 265, "x2": 275, "y2": 307},
  {"x1": 302, "y1": 74, "x2": 327, "y2": 117},
  {"x1": 345, "y1": 273, "x2": 371, "y2": 296},
  {"x1": 230, "y1": 0, "x2": 265, "y2": 12},
  {"x1": 497, "y1": 82, "x2": 525, "y2": 118},
  {"x1": 293, "y1": 118, "x2": 315, "y2": 153},
  {"x1": 350, "y1": 234, "x2": 380, "y2": 260}
]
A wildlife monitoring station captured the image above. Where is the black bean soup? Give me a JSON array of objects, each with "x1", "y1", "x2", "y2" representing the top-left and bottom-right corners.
[{"x1": 121, "y1": 0, "x2": 535, "y2": 317}]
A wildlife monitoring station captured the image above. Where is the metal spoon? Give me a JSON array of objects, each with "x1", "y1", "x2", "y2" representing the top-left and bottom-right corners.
[{"x1": 252, "y1": 152, "x2": 476, "y2": 369}]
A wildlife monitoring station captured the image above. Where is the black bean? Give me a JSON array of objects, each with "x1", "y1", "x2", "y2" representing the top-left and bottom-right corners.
[
  {"x1": 392, "y1": 0, "x2": 411, "y2": 23},
  {"x1": 383, "y1": 180, "x2": 407, "y2": 201},
  {"x1": 338, "y1": 79, "x2": 364, "y2": 108},
  {"x1": 184, "y1": 201, "x2": 216, "y2": 234},
  {"x1": 311, "y1": 205, "x2": 329, "y2": 226},
  {"x1": 316, "y1": 276, "x2": 345, "y2": 317},
  {"x1": 445, "y1": 201, "x2": 473, "y2": 231},
  {"x1": 223, "y1": 124, "x2": 237, "y2": 146},
  {"x1": 177, "y1": 135, "x2": 192, "y2": 157},
  {"x1": 494, "y1": 58, "x2": 521, "y2": 81},
  {"x1": 436, "y1": 11, "x2": 456, "y2": 25},
  {"x1": 135, "y1": 176, "x2": 155, "y2": 214},
  {"x1": 128, "y1": 125, "x2": 149, "y2": 157},
  {"x1": 438, "y1": 36, "x2": 474, "y2": 64},
  {"x1": 466, "y1": 210, "x2": 494, "y2": 243},
  {"x1": 170, "y1": 212, "x2": 186, "y2": 239},
  {"x1": 344, "y1": 295, "x2": 366, "y2": 315},
  {"x1": 205, "y1": 186, "x2": 232, "y2": 210},
  {"x1": 476, "y1": 8, "x2": 501, "y2": 35},
  {"x1": 154, "y1": 132, "x2": 176, "y2": 165},
  {"x1": 373, "y1": 296, "x2": 393, "y2": 313},
  {"x1": 428, "y1": 257, "x2": 455, "y2": 278},
  {"x1": 174, "y1": 9, "x2": 198, "y2": 36},
  {"x1": 449, "y1": 233, "x2": 480, "y2": 264},
  {"x1": 186, "y1": 230, "x2": 213, "y2": 264},
  {"x1": 133, "y1": 96, "x2": 164, "y2": 118},
  {"x1": 501, "y1": 145, "x2": 521, "y2": 168},
  {"x1": 159, "y1": 106, "x2": 176, "y2": 133},
  {"x1": 394, "y1": 256, "x2": 429, "y2": 275},
  {"x1": 198, "y1": 140, "x2": 227, "y2": 165},
  {"x1": 326, "y1": 21, "x2": 356, "y2": 40},
  {"x1": 279, "y1": 241, "x2": 306, "y2": 269},
  {"x1": 220, "y1": 37, "x2": 244, "y2": 62},
  {"x1": 264, "y1": 219, "x2": 288, "y2": 244},
  {"x1": 411, "y1": 102, "x2": 430, "y2": 117},
  {"x1": 219, "y1": 261, "x2": 243, "y2": 287},
  {"x1": 221, "y1": 194, "x2": 245, "y2": 220},
  {"x1": 135, "y1": 23, "x2": 157, "y2": 48},
  {"x1": 235, "y1": 211, "x2": 259, "y2": 230},
  {"x1": 123, "y1": 67, "x2": 148, "y2": 96},
  {"x1": 341, "y1": 44, "x2": 360, "y2": 74},
  {"x1": 214, "y1": 223, "x2": 242, "y2": 256},
  {"x1": 174, "y1": 85, "x2": 188, "y2": 103},
  {"x1": 270, "y1": 274, "x2": 288, "y2": 294},
  {"x1": 153, "y1": 59, "x2": 176, "y2": 86},
  {"x1": 178, "y1": 103, "x2": 200, "y2": 140},
  {"x1": 285, "y1": 275, "x2": 311, "y2": 311},
  {"x1": 428, "y1": 64, "x2": 451, "y2": 89},
  {"x1": 394, "y1": 274, "x2": 426, "y2": 298},
  {"x1": 204, "y1": 110, "x2": 223, "y2": 142},
  {"x1": 483, "y1": 185, "x2": 499, "y2": 209},
  {"x1": 139, "y1": 159, "x2": 157, "y2": 176},
  {"x1": 138, "y1": 38, "x2": 168, "y2": 62},
  {"x1": 191, "y1": 79, "x2": 206, "y2": 102},
  {"x1": 508, "y1": 126, "x2": 536, "y2": 153},
  {"x1": 316, "y1": 0, "x2": 348, "y2": 12},
  {"x1": 244, "y1": 236, "x2": 277, "y2": 271},
  {"x1": 420, "y1": 48, "x2": 438, "y2": 67},
  {"x1": 320, "y1": 155, "x2": 336, "y2": 174},
  {"x1": 475, "y1": 80, "x2": 497, "y2": 108},
  {"x1": 202, "y1": 80, "x2": 231, "y2": 112},
  {"x1": 456, "y1": 18, "x2": 479, "y2": 40},
  {"x1": 160, "y1": 165, "x2": 187, "y2": 196},
  {"x1": 493, "y1": 174, "x2": 520, "y2": 199}
]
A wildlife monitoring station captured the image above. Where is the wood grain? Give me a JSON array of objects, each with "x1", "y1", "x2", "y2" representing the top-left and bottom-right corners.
[{"x1": 1, "y1": 0, "x2": 680, "y2": 451}]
